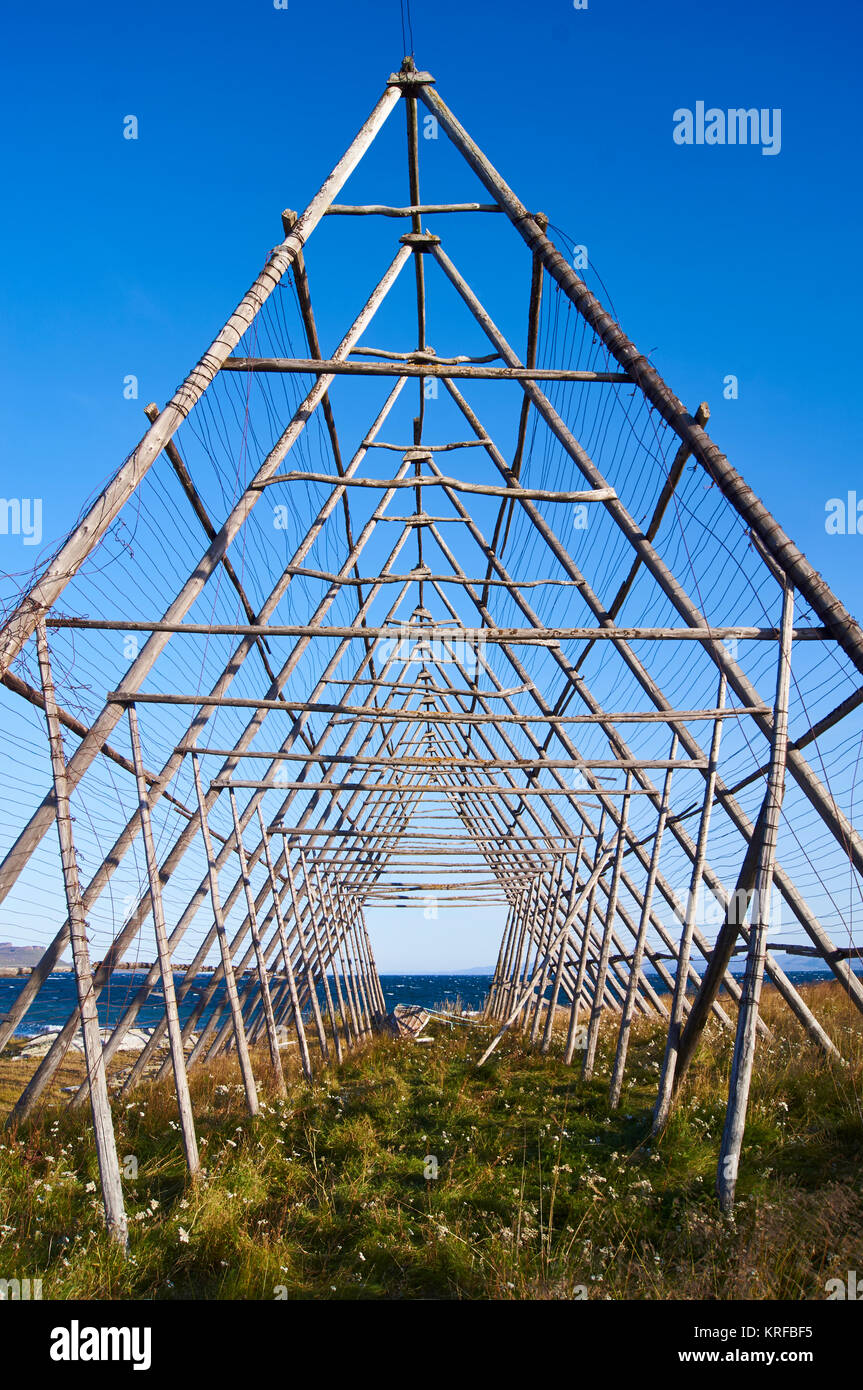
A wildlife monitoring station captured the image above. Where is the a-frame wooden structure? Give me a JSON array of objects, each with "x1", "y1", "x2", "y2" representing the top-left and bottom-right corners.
[{"x1": 1, "y1": 58, "x2": 862, "y2": 1246}]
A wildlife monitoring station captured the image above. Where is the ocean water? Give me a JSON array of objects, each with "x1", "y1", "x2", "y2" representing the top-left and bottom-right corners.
[
  {"x1": 378, "y1": 974, "x2": 492, "y2": 1014},
  {"x1": 0, "y1": 967, "x2": 857, "y2": 1038},
  {"x1": 0, "y1": 971, "x2": 495, "y2": 1038}
]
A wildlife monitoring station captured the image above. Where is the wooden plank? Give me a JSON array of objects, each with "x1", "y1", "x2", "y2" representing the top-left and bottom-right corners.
[
  {"x1": 653, "y1": 680, "x2": 727, "y2": 1131},
  {"x1": 478, "y1": 843, "x2": 617, "y2": 1066},
  {"x1": 298, "y1": 849, "x2": 344, "y2": 1064},
  {"x1": 228, "y1": 790, "x2": 287, "y2": 1096},
  {"x1": 583, "y1": 776, "x2": 632, "y2": 1080},
  {"x1": 0, "y1": 257, "x2": 413, "y2": 953},
  {"x1": 128, "y1": 706, "x2": 201, "y2": 1175},
  {"x1": 258, "y1": 472, "x2": 615, "y2": 502},
  {"x1": 283, "y1": 852, "x2": 330, "y2": 1062},
  {"x1": 314, "y1": 863, "x2": 356, "y2": 1045},
  {"x1": 222, "y1": 357, "x2": 631, "y2": 382},
  {"x1": 77, "y1": 624, "x2": 832, "y2": 642},
  {"x1": 191, "y1": 755, "x2": 259, "y2": 1116},
  {"x1": 31, "y1": 625, "x2": 128, "y2": 1248},
  {"x1": 426, "y1": 418, "x2": 853, "y2": 1029},
  {"x1": 256, "y1": 809, "x2": 313, "y2": 1080},
  {"x1": 540, "y1": 857, "x2": 580, "y2": 1051},
  {"x1": 717, "y1": 586, "x2": 795, "y2": 1211},
  {"x1": 325, "y1": 202, "x2": 503, "y2": 215},
  {"x1": 609, "y1": 741, "x2": 676, "y2": 1108},
  {"x1": 0, "y1": 388, "x2": 413, "y2": 1064}
]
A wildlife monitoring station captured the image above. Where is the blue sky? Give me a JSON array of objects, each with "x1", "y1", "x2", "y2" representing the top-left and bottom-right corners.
[
  {"x1": 2, "y1": 0, "x2": 861, "y2": 579},
  {"x1": 1, "y1": 0, "x2": 861, "y2": 971}
]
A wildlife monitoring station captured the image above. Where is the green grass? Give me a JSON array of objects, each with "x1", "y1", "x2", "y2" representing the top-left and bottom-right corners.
[{"x1": 1, "y1": 983, "x2": 862, "y2": 1299}]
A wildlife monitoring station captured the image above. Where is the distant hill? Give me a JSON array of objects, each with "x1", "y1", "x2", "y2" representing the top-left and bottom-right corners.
[
  {"x1": 0, "y1": 942, "x2": 44, "y2": 970},
  {"x1": 379, "y1": 967, "x2": 494, "y2": 977}
]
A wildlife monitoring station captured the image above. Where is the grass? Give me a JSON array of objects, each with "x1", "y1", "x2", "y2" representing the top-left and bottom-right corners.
[{"x1": 0, "y1": 981, "x2": 861, "y2": 1300}]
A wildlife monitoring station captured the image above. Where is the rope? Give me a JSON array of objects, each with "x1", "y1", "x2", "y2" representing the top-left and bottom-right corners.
[
  {"x1": 422, "y1": 1005, "x2": 493, "y2": 1029},
  {"x1": 400, "y1": 0, "x2": 415, "y2": 57}
]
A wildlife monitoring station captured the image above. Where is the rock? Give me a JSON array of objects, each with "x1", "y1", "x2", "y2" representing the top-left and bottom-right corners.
[{"x1": 16, "y1": 1026, "x2": 165, "y2": 1058}]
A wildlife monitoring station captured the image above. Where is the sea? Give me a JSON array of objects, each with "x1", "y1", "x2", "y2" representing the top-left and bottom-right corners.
[{"x1": 0, "y1": 967, "x2": 858, "y2": 1038}]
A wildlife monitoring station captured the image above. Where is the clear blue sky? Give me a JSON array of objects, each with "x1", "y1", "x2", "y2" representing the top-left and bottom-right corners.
[
  {"x1": 2, "y1": 0, "x2": 861, "y2": 589},
  {"x1": 1, "y1": 0, "x2": 861, "y2": 971}
]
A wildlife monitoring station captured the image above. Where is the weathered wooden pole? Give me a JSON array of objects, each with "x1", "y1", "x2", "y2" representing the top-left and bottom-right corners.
[
  {"x1": 477, "y1": 842, "x2": 616, "y2": 1066},
  {"x1": 514, "y1": 876, "x2": 542, "y2": 1017},
  {"x1": 34, "y1": 624, "x2": 128, "y2": 1248},
  {"x1": 355, "y1": 903, "x2": 386, "y2": 1016},
  {"x1": 256, "y1": 807, "x2": 312, "y2": 1080},
  {"x1": 0, "y1": 380, "x2": 411, "y2": 1067},
  {"x1": 283, "y1": 850, "x2": 330, "y2": 1061},
  {"x1": 313, "y1": 863, "x2": 356, "y2": 1045},
  {"x1": 329, "y1": 889, "x2": 361, "y2": 1045},
  {"x1": 406, "y1": 667, "x2": 651, "y2": 1017},
  {"x1": 423, "y1": 477, "x2": 757, "y2": 1026},
  {"x1": 717, "y1": 586, "x2": 795, "y2": 1211},
  {"x1": 503, "y1": 884, "x2": 531, "y2": 1017},
  {"x1": 328, "y1": 878, "x2": 364, "y2": 1035},
  {"x1": 529, "y1": 858, "x2": 565, "y2": 1044},
  {"x1": 353, "y1": 900, "x2": 382, "y2": 1021},
  {"x1": 671, "y1": 801, "x2": 767, "y2": 1091},
  {"x1": 541, "y1": 854, "x2": 581, "y2": 1052},
  {"x1": 128, "y1": 706, "x2": 200, "y2": 1175},
  {"x1": 182, "y1": 796, "x2": 274, "y2": 1077},
  {"x1": 583, "y1": 778, "x2": 632, "y2": 1081},
  {"x1": 516, "y1": 874, "x2": 545, "y2": 1034},
  {"x1": 279, "y1": 207, "x2": 370, "y2": 628},
  {"x1": 422, "y1": 639, "x2": 669, "y2": 1019},
  {"x1": 653, "y1": 680, "x2": 727, "y2": 1132},
  {"x1": 191, "y1": 755, "x2": 259, "y2": 1115},
  {"x1": 0, "y1": 247, "x2": 413, "y2": 922},
  {"x1": 487, "y1": 898, "x2": 518, "y2": 1019},
  {"x1": 497, "y1": 897, "x2": 526, "y2": 1019},
  {"x1": 172, "y1": 557, "x2": 422, "y2": 1074},
  {"x1": 564, "y1": 819, "x2": 606, "y2": 1065},
  {"x1": 181, "y1": 595, "x2": 426, "y2": 1068},
  {"x1": 338, "y1": 884, "x2": 373, "y2": 1036},
  {"x1": 333, "y1": 884, "x2": 365, "y2": 1039},
  {"x1": 437, "y1": 311, "x2": 863, "y2": 1003},
  {"x1": 298, "y1": 848, "x2": 343, "y2": 1063},
  {"x1": 609, "y1": 742, "x2": 677, "y2": 1109},
  {"x1": 348, "y1": 913, "x2": 375, "y2": 1034},
  {"x1": 229, "y1": 790, "x2": 287, "y2": 1096}
]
